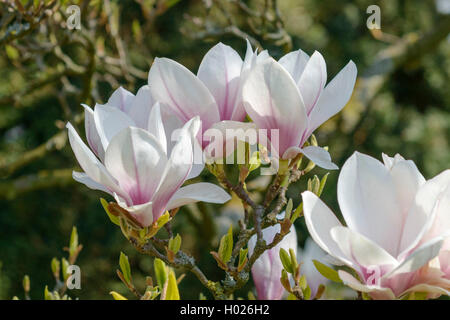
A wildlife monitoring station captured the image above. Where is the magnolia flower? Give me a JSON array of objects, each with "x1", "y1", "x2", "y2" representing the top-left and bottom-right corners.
[
  {"x1": 66, "y1": 88, "x2": 231, "y2": 227},
  {"x1": 148, "y1": 42, "x2": 252, "y2": 141},
  {"x1": 248, "y1": 220, "x2": 298, "y2": 300},
  {"x1": 302, "y1": 152, "x2": 450, "y2": 299},
  {"x1": 242, "y1": 50, "x2": 357, "y2": 170},
  {"x1": 297, "y1": 238, "x2": 329, "y2": 299}
]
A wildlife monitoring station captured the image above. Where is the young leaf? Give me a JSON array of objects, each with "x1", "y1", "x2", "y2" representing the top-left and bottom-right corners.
[
  {"x1": 154, "y1": 258, "x2": 168, "y2": 290},
  {"x1": 119, "y1": 252, "x2": 132, "y2": 284},
  {"x1": 168, "y1": 234, "x2": 182, "y2": 254},
  {"x1": 69, "y1": 226, "x2": 78, "y2": 257},
  {"x1": 218, "y1": 225, "x2": 233, "y2": 264},
  {"x1": 101, "y1": 198, "x2": 120, "y2": 226},
  {"x1": 238, "y1": 248, "x2": 248, "y2": 270},
  {"x1": 164, "y1": 269, "x2": 180, "y2": 300},
  {"x1": 318, "y1": 173, "x2": 329, "y2": 196},
  {"x1": 312, "y1": 260, "x2": 342, "y2": 283},
  {"x1": 279, "y1": 248, "x2": 293, "y2": 274},
  {"x1": 110, "y1": 291, "x2": 128, "y2": 300}
]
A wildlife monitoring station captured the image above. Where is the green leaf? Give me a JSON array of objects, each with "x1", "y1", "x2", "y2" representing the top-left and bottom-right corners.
[
  {"x1": 248, "y1": 151, "x2": 261, "y2": 172},
  {"x1": 289, "y1": 248, "x2": 298, "y2": 272},
  {"x1": 218, "y1": 225, "x2": 233, "y2": 264},
  {"x1": 154, "y1": 258, "x2": 168, "y2": 290},
  {"x1": 69, "y1": 226, "x2": 78, "y2": 257},
  {"x1": 238, "y1": 248, "x2": 248, "y2": 268},
  {"x1": 285, "y1": 199, "x2": 293, "y2": 218},
  {"x1": 311, "y1": 175, "x2": 320, "y2": 195},
  {"x1": 168, "y1": 234, "x2": 182, "y2": 254},
  {"x1": 51, "y1": 257, "x2": 60, "y2": 279},
  {"x1": 279, "y1": 248, "x2": 293, "y2": 274},
  {"x1": 22, "y1": 275, "x2": 30, "y2": 293},
  {"x1": 44, "y1": 286, "x2": 53, "y2": 300},
  {"x1": 312, "y1": 260, "x2": 342, "y2": 283},
  {"x1": 101, "y1": 198, "x2": 120, "y2": 226},
  {"x1": 119, "y1": 252, "x2": 132, "y2": 284},
  {"x1": 110, "y1": 291, "x2": 127, "y2": 300},
  {"x1": 164, "y1": 269, "x2": 180, "y2": 300},
  {"x1": 290, "y1": 203, "x2": 303, "y2": 223},
  {"x1": 318, "y1": 173, "x2": 329, "y2": 196},
  {"x1": 61, "y1": 258, "x2": 69, "y2": 281},
  {"x1": 303, "y1": 285, "x2": 312, "y2": 300}
]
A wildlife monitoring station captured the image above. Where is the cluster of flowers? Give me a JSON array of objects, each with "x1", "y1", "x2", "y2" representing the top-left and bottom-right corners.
[{"x1": 67, "y1": 41, "x2": 449, "y2": 300}]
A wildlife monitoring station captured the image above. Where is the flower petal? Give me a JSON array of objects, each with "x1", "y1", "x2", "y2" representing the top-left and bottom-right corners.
[
  {"x1": 197, "y1": 42, "x2": 243, "y2": 121},
  {"x1": 166, "y1": 182, "x2": 231, "y2": 210},
  {"x1": 104, "y1": 127, "x2": 167, "y2": 205},
  {"x1": 66, "y1": 122, "x2": 129, "y2": 202},
  {"x1": 298, "y1": 146, "x2": 338, "y2": 170},
  {"x1": 337, "y1": 152, "x2": 402, "y2": 256},
  {"x1": 330, "y1": 226, "x2": 398, "y2": 268},
  {"x1": 338, "y1": 270, "x2": 396, "y2": 300},
  {"x1": 242, "y1": 58, "x2": 307, "y2": 157},
  {"x1": 297, "y1": 51, "x2": 327, "y2": 115},
  {"x1": 94, "y1": 103, "x2": 135, "y2": 151},
  {"x1": 302, "y1": 191, "x2": 352, "y2": 266},
  {"x1": 399, "y1": 170, "x2": 450, "y2": 256},
  {"x1": 107, "y1": 86, "x2": 135, "y2": 114},
  {"x1": 82, "y1": 104, "x2": 105, "y2": 161},
  {"x1": 72, "y1": 171, "x2": 110, "y2": 194},
  {"x1": 128, "y1": 85, "x2": 154, "y2": 129},
  {"x1": 278, "y1": 49, "x2": 309, "y2": 85},
  {"x1": 148, "y1": 57, "x2": 220, "y2": 130},
  {"x1": 306, "y1": 60, "x2": 357, "y2": 137},
  {"x1": 151, "y1": 121, "x2": 195, "y2": 219},
  {"x1": 147, "y1": 102, "x2": 167, "y2": 155},
  {"x1": 385, "y1": 237, "x2": 443, "y2": 278}
]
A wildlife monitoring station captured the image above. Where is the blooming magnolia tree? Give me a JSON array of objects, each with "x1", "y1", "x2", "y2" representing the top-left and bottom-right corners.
[{"x1": 62, "y1": 41, "x2": 449, "y2": 300}]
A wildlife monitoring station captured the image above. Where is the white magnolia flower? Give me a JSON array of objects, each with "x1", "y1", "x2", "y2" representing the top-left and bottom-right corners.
[
  {"x1": 242, "y1": 49, "x2": 357, "y2": 169},
  {"x1": 303, "y1": 151, "x2": 450, "y2": 299},
  {"x1": 66, "y1": 87, "x2": 230, "y2": 227}
]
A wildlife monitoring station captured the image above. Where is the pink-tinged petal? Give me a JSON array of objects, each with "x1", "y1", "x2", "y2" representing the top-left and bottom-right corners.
[
  {"x1": 82, "y1": 104, "x2": 105, "y2": 161},
  {"x1": 197, "y1": 42, "x2": 243, "y2": 121},
  {"x1": 337, "y1": 152, "x2": 402, "y2": 256},
  {"x1": 338, "y1": 270, "x2": 396, "y2": 300},
  {"x1": 72, "y1": 171, "x2": 110, "y2": 194},
  {"x1": 66, "y1": 122, "x2": 129, "y2": 203},
  {"x1": 401, "y1": 283, "x2": 450, "y2": 298},
  {"x1": 278, "y1": 49, "x2": 309, "y2": 85},
  {"x1": 107, "y1": 86, "x2": 135, "y2": 113},
  {"x1": 420, "y1": 179, "x2": 450, "y2": 244},
  {"x1": 302, "y1": 191, "x2": 353, "y2": 266},
  {"x1": 128, "y1": 85, "x2": 154, "y2": 129},
  {"x1": 166, "y1": 182, "x2": 231, "y2": 210},
  {"x1": 298, "y1": 146, "x2": 338, "y2": 170},
  {"x1": 115, "y1": 195, "x2": 154, "y2": 228},
  {"x1": 242, "y1": 58, "x2": 307, "y2": 157},
  {"x1": 151, "y1": 124, "x2": 194, "y2": 220},
  {"x1": 399, "y1": 170, "x2": 450, "y2": 256},
  {"x1": 297, "y1": 51, "x2": 327, "y2": 115},
  {"x1": 93, "y1": 103, "x2": 135, "y2": 151},
  {"x1": 147, "y1": 102, "x2": 167, "y2": 155},
  {"x1": 385, "y1": 237, "x2": 443, "y2": 278},
  {"x1": 388, "y1": 156, "x2": 426, "y2": 222},
  {"x1": 148, "y1": 57, "x2": 220, "y2": 130},
  {"x1": 306, "y1": 60, "x2": 357, "y2": 137},
  {"x1": 330, "y1": 226, "x2": 398, "y2": 268},
  {"x1": 104, "y1": 127, "x2": 167, "y2": 206}
]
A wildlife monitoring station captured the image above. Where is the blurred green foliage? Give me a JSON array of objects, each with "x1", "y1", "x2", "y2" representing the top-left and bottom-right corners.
[{"x1": 0, "y1": 0, "x2": 448, "y2": 299}]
